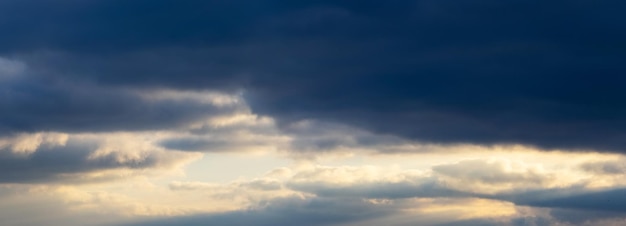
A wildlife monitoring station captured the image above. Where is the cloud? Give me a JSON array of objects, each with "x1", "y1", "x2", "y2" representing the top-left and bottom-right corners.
[
  {"x1": 0, "y1": 1, "x2": 624, "y2": 152},
  {"x1": 0, "y1": 132, "x2": 200, "y2": 183},
  {"x1": 527, "y1": 188, "x2": 626, "y2": 213},
  {"x1": 0, "y1": 182, "x2": 208, "y2": 226},
  {"x1": 167, "y1": 160, "x2": 580, "y2": 207},
  {"x1": 170, "y1": 179, "x2": 283, "y2": 192},
  {"x1": 157, "y1": 112, "x2": 290, "y2": 153},
  {"x1": 0, "y1": 150, "x2": 610, "y2": 226},
  {"x1": 121, "y1": 195, "x2": 526, "y2": 226},
  {"x1": 121, "y1": 196, "x2": 397, "y2": 226},
  {"x1": 581, "y1": 159, "x2": 626, "y2": 175},
  {"x1": 432, "y1": 159, "x2": 556, "y2": 193},
  {"x1": 1, "y1": 1, "x2": 626, "y2": 225},
  {"x1": 0, "y1": 72, "x2": 242, "y2": 134},
  {"x1": 547, "y1": 208, "x2": 626, "y2": 226},
  {"x1": 285, "y1": 165, "x2": 465, "y2": 199},
  {"x1": 0, "y1": 57, "x2": 25, "y2": 79}
]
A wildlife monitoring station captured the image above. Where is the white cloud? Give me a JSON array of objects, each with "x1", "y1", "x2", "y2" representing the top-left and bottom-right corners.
[{"x1": 0, "y1": 132, "x2": 68, "y2": 156}]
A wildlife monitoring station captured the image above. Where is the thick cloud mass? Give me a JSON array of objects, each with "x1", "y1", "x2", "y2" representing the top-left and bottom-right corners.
[
  {"x1": 0, "y1": 79, "x2": 234, "y2": 134},
  {"x1": 1, "y1": 0, "x2": 625, "y2": 152},
  {"x1": 1, "y1": 0, "x2": 625, "y2": 150}
]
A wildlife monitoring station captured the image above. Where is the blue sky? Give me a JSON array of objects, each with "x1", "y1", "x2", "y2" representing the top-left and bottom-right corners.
[{"x1": 1, "y1": 1, "x2": 626, "y2": 225}]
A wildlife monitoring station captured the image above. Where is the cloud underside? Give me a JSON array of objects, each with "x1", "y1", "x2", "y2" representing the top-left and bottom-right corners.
[
  {"x1": 127, "y1": 160, "x2": 626, "y2": 226},
  {"x1": 0, "y1": 0, "x2": 624, "y2": 152}
]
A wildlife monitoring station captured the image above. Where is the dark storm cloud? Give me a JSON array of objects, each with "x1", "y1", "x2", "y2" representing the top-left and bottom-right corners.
[
  {"x1": 2, "y1": 0, "x2": 626, "y2": 151},
  {"x1": 581, "y1": 160, "x2": 626, "y2": 175},
  {"x1": 0, "y1": 0, "x2": 267, "y2": 53},
  {"x1": 0, "y1": 73, "x2": 237, "y2": 134}
]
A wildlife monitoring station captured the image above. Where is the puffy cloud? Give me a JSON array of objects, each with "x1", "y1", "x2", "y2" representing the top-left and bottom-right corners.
[
  {"x1": 0, "y1": 132, "x2": 201, "y2": 183},
  {"x1": 432, "y1": 159, "x2": 557, "y2": 194},
  {"x1": 284, "y1": 165, "x2": 464, "y2": 199},
  {"x1": 0, "y1": 132, "x2": 68, "y2": 155}
]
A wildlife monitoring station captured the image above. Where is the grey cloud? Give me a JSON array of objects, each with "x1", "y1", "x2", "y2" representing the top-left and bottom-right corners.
[
  {"x1": 0, "y1": 66, "x2": 239, "y2": 134},
  {"x1": 0, "y1": 136, "x2": 196, "y2": 183},
  {"x1": 526, "y1": 188, "x2": 626, "y2": 213},
  {"x1": 548, "y1": 208, "x2": 626, "y2": 225},
  {"x1": 2, "y1": 1, "x2": 626, "y2": 224},
  {"x1": 160, "y1": 138, "x2": 239, "y2": 152},
  {"x1": 492, "y1": 185, "x2": 590, "y2": 206},
  {"x1": 161, "y1": 163, "x2": 626, "y2": 226},
  {"x1": 245, "y1": 179, "x2": 283, "y2": 191},
  {"x1": 288, "y1": 178, "x2": 467, "y2": 200},
  {"x1": 2, "y1": 1, "x2": 624, "y2": 152},
  {"x1": 282, "y1": 120, "x2": 407, "y2": 154},
  {"x1": 159, "y1": 137, "x2": 274, "y2": 153},
  {"x1": 121, "y1": 196, "x2": 395, "y2": 226},
  {"x1": 433, "y1": 160, "x2": 552, "y2": 185},
  {"x1": 159, "y1": 118, "x2": 405, "y2": 154},
  {"x1": 581, "y1": 160, "x2": 626, "y2": 175}
]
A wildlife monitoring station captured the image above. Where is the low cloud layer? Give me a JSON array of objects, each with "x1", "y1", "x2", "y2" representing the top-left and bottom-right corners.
[
  {"x1": 0, "y1": 60, "x2": 242, "y2": 135},
  {"x1": 126, "y1": 157, "x2": 626, "y2": 226},
  {"x1": 0, "y1": 132, "x2": 200, "y2": 183}
]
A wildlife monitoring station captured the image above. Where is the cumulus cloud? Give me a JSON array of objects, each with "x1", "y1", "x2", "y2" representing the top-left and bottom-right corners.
[{"x1": 0, "y1": 132, "x2": 201, "y2": 183}]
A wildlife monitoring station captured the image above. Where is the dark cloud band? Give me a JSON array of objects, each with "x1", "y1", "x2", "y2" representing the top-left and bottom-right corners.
[{"x1": 2, "y1": 0, "x2": 626, "y2": 152}]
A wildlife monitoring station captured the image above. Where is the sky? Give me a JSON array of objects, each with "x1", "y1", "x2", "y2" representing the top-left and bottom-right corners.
[{"x1": 1, "y1": 1, "x2": 626, "y2": 225}]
